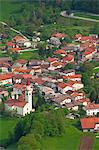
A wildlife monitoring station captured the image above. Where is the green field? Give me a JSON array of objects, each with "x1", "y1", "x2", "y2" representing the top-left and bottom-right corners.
[
  {"x1": 93, "y1": 67, "x2": 99, "y2": 73},
  {"x1": 0, "y1": 118, "x2": 99, "y2": 150},
  {"x1": 18, "y1": 51, "x2": 40, "y2": 60},
  {"x1": 41, "y1": 119, "x2": 99, "y2": 150},
  {"x1": 74, "y1": 12, "x2": 99, "y2": 20},
  {"x1": 0, "y1": 117, "x2": 18, "y2": 142},
  {"x1": 0, "y1": 0, "x2": 21, "y2": 21}
]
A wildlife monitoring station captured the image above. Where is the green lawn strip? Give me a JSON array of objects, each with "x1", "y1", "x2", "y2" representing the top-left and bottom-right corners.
[
  {"x1": 0, "y1": 117, "x2": 18, "y2": 141},
  {"x1": 18, "y1": 51, "x2": 40, "y2": 60},
  {"x1": 93, "y1": 67, "x2": 99, "y2": 73},
  {"x1": 41, "y1": 119, "x2": 98, "y2": 150},
  {"x1": 74, "y1": 12, "x2": 99, "y2": 20}
]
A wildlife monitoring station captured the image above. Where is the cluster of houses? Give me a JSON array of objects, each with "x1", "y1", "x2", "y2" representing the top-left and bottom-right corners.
[
  {"x1": 0, "y1": 32, "x2": 99, "y2": 132},
  {"x1": 0, "y1": 55, "x2": 98, "y2": 117}
]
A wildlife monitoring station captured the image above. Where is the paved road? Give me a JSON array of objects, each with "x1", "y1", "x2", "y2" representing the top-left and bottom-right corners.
[
  {"x1": 0, "y1": 21, "x2": 28, "y2": 39},
  {"x1": 61, "y1": 11, "x2": 99, "y2": 23}
]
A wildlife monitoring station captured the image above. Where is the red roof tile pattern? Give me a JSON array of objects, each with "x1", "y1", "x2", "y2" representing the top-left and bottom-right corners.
[{"x1": 80, "y1": 117, "x2": 99, "y2": 129}]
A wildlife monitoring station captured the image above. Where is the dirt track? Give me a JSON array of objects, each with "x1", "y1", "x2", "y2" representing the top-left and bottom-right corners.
[{"x1": 79, "y1": 136, "x2": 94, "y2": 150}]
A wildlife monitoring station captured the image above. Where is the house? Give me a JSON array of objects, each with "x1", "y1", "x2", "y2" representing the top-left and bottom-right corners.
[
  {"x1": 39, "y1": 86, "x2": 55, "y2": 95},
  {"x1": 15, "y1": 59, "x2": 27, "y2": 68},
  {"x1": 59, "y1": 69, "x2": 75, "y2": 76},
  {"x1": 52, "y1": 33, "x2": 66, "y2": 40},
  {"x1": 74, "y1": 34, "x2": 82, "y2": 41},
  {"x1": 6, "y1": 41, "x2": 16, "y2": 48},
  {"x1": 84, "y1": 103, "x2": 99, "y2": 116},
  {"x1": 48, "y1": 62, "x2": 63, "y2": 70},
  {"x1": 12, "y1": 68, "x2": 34, "y2": 75},
  {"x1": 52, "y1": 94, "x2": 72, "y2": 106},
  {"x1": 62, "y1": 54, "x2": 74, "y2": 63},
  {"x1": 80, "y1": 117, "x2": 99, "y2": 132},
  {"x1": 32, "y1": 66, "x2": 42, "y2": 74},
  {"x1": 63, "y1": 74, "x2": 81, "y2": 81},
  {"x1": 49, "y1": 37, "x2": 61, "y2": 46},
  {"x1": 0, "y1": 73, "x2": 13, "y2": 85},
  {"x1": 0, "y1": 57, "x2": 12, "y2": 63},
  {"x1": 78, "y1": 98, "x2": 90, "y2": 106},
  {"x1": 13, "y1": 74, "x2": 23, "y2": 83},
  {"x1": 54, "y1": 49, "x2": 66, "y2": 56},
  {"x1": 58, "y1": 82, "x2": 73, "y2": 94},
  {"x1": 65, "y1": 101, "x2": 79, "y2": 111},
  {"x1": 29, "y1": 59, "x2": 42, "y2": 66},
  {"x1": 5, "y1": 81, "x2": 34, "y2": 116},
  {"x1": 71, "y1": 91, "x2": 85, "y2": 101},
  {"x1": 62, "y1": 44, "x2": 79, "y2": 53},
  {"x1": 0, "y1": 88, "x2": 9, "y2": 102},
  {"x1": 0, "y1": 62, "x2": 11, "y2": 73},
  {"x1": 47, "y1": 57, "x2": 58, "y2": 64},
  {"x1": 10, "y1": 47, "x2": 21, "y2": 53},
  {"x1": 32, "y1": 77, "x2": 45, "y2": 85},
  {"x1": 80, "y1": 36, "x2": 92, "y2": 43},
  {"x1": 13, "y1": 35, "x2": 31, "y2": 48},
  {"x1": 83, "y1": 48, "x2": 97, "y2": 60},
  {"x1": 68, "y1": 81, "x2": 84, "y2": 91}
]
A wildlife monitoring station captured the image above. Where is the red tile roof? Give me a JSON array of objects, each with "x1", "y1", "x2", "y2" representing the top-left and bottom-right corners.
[
  {"x1": 16, "y1": 59, "x2": 27, "y2": 64},
  {"x1": 80, "y1": 117, "x2": 99, "y2": 129},
  {"x1": 74, "y1": 34, "x2": 82, "y2": 39},
  {"x1": 63, "y1": 55, "x2": 74, "y2": 62},
  {"x1": 5, "y1": 98, "x2": 27, "y2": 107},
  {"x1": 23, "y1": 74, "x2": 32, "y2": 79},
  {"x1": 13, "y1": 36, "x2": 26, "y2": 42},
  {"x1": 13, "y1": 68, "x2": 30, "y2": 73},
  {"x1": 47, "y1": 57, "x2": 57, "y2": 63},
  {"x1": 58, "y1": 82, "x2": 72, "y2": 89},
  {"x1": 10, "y1": 47, "x2": 21, "y2": 52},
  {"x1": 83, "y1": 49, "x2": 96, "y2": 56},
  {"x1": 32, "y1": 77, "x2": 45, "y2": 85},
  {"x1": 52, "y1": 62, "x2": 63, "y2": 67},
  {"x1": 80, "y1": 36, "x2": 92, "y2": 41},
  {"x1": 7, "y1": 42, "x2": 15, "y2": 47},
  {"x1": 85, "y1": 103, "x2": 99, "y2": 110},
  {"x1": 54, "y1": 49, "x2": 66, "y2": 55},
  {"x1": 52, "y1": 33, "x2": 66, "y2": 39},
  {"x1": 63, "y1": 74, "x2": 81, "y2": 80},
  {"x1": 0, "y1": 73, "x2": 13, "y2": 81}
]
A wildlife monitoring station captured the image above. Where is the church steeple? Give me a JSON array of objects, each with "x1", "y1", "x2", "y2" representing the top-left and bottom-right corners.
[{"x1": 25, "y1": 80, "x2": 33, "y2": 111}]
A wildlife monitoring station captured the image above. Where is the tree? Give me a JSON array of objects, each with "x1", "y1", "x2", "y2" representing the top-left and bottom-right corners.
[
  {"x1": 90, "y1": 89, "x2": 98, "y2": 103},
  {"x1": 64, "y1": 63, "x2": 75, "y2": 70},
  {"x1": 0, "y1": 102, "x2": 4, "y2": 115},
  {"x1": 18, "y1": 134, "x2": 40, "y2": 150}
]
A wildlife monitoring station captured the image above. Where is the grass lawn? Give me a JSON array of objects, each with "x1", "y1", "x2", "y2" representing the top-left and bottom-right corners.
[
  {"x1": 93, "y1": 67, "x2": 99, "y2": 73},
  {"x1": 74, "y1": 12, "x2": 99, "y2": 20},
  {"x1": 41, "y1": 119, "x2": 99, "y2": 150},
  {"x1": 0, "y1": 0, "x2": 21, "y2": 21},
  {"x1": 0, "y1": 117, "x2": 18, "y2": 142},
  {"x1": 18, "y1": 51, "x2": 40, "y2": 60}
]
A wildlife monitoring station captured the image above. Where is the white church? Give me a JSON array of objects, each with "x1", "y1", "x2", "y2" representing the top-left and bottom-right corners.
[{"x1": 5, "y1": 80, "x2": 34, "y2": 116}]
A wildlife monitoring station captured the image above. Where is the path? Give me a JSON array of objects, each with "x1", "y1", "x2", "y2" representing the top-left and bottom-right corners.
[
  {"x1": 79, "y1": 136, "x2": 94, "y2": 150},
  {"x1": 61, "y1": 11, "x2": 99, "y2": 23},
  {"x1": 0, "y1": 21, "x2": 28, "y2": 40}
]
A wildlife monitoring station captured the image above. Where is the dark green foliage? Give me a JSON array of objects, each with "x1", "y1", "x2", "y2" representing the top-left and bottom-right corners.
[
  {"x1": 64, "y1": 63, "x2": 75, "y2": 70},
  {"x1": 78, "y1": 105, "x2": 86, "y2": 117},
  {"x1": 9, "y1": 109, "x2": 66, "y2": 149},
  {"x1": 18, "y1": 133, "x2": 40, "y2": 150},
  {"x1": 89, "y1": 89, "x2": 98, "y2": 103}
]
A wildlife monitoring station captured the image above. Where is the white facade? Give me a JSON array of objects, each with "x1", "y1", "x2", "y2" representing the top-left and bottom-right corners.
[
  {"x1": 72, "y1": 83, "x2": 84, "y2": 91},
  {"x1": 60, "y1": 98, "x2": 72, "y2": 105},
  {"x1": 58, "y1": 86, "x2": 73, "y2": 94},
  {"x1": 0, "y1": 78, "x2": 12, "y2": 85},
  {"x1": 24, "y1": 41, "x2": 31, "y2": 48},
  {"x1": 86, "y1": 108, "x2": 99, "y2": 116}
]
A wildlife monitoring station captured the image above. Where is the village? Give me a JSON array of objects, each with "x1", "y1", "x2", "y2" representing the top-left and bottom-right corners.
[{"x1": 0, "y1": 29, "x2": 99, "y2": 134}]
